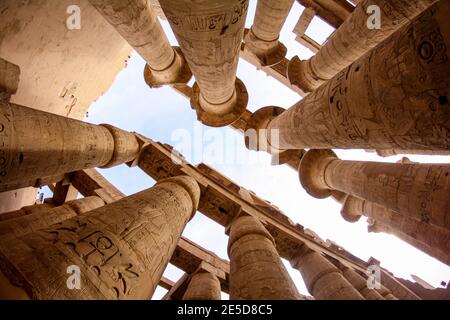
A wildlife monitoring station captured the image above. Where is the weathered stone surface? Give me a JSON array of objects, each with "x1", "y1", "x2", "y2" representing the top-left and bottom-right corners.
[
  {"x1": 289, "y1": 0, "x2": 437, "y2": 92},
  {"x1": 0, "y1": 175, "x2": 200, "y2": 299},
  {"x1": 160, "y1": 0, "x2": 249, "y2": 126},
  {"x1": 341, "y1": 267, "x2": 385, "y2": 300},
  {"x1": 0, "y1": 102, "x2": 139, "y2": 192},
  {"x1": 0, "y1": 196, "x2": 105, "y2": 238},
  {"x1": 228, "y1": 215, "x2": 301, "y2": 300},
  {"x1": 269, "y1": 4, "x2": 450, "y2": 151},
  {"x1": 182, "y1": 271, "x2": 221, "y2": 300},
  {"x1": 291, "y1": 250, "x2": 365, "y2": 300}
]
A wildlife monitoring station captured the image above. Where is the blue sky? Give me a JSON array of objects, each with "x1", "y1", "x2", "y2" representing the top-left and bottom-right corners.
[{"x1": 78, "y1": 1, "x2": 450, "y2": 298}]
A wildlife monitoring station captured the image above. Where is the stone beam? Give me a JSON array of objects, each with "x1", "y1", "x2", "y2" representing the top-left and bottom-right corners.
[
  {"x1": 136, "y1": 137, "x2": 376, "y2": 275},
  {"x1": 296, "y1": 0, "x2": 354, "y2": 29}
]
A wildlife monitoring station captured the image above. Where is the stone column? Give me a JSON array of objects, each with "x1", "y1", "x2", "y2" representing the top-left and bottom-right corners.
[
  {"x1": 244, "y1": 0, "x2": 294, "y2": 66},
  {"x1": 0, "y1": 102, "x2": 140, "y2": 192},
  {"x1": 0, "y1": 175, "x2": 200, "y2": 299},
  {"x1": 299, "y1": 149, "x2": 450, "y2": 230},
  {"x1": 0, "y1": 58, "x2": 20, "y2": 101},
  {"x1": 341, "y1": 267, "x2": 384, "y2": 300},
  {"x1": 182, "y1": 271, "x2": 222, "y2": 300},
  {"x1": 268, "y1": 3, "x2": 450, "y2": 151},
  {"x1": 288, "y1": 0, "x2": 437, "y2": 92},
  {"x1": 89, "y1": 0, "x2": 191, "y2": 87},
  {"x1": 228, "y1": 215, "x2": 301, "y2": 300},
  {"x1": 291, "y1": 249, "x2": 364, "y2": 300},
  {"x1": 0, "y1": 196, "x2": 105, "y2": 238},
  {"x1": 159, "y1": 0, "x2": 249, "y2": 127}
]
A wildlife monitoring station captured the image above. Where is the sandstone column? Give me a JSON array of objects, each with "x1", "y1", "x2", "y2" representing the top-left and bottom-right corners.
[
  {"x1": 340, "y1": 266, "x2": 384, "y2": 300},
  {"x1": 288, "y1": 0, "x2": 437, "y2": 92},
  {"x1": 267, "y1": 3, "x2": 450, "y2": 151},
  {"x1": 0, "y1": 175, "x2": 200, "y2": 299},
  {"x1": 182, "y1": 271, "x2": 222, "y2": 300},
  {"x1": 291, "y1": 249, "x2": 364, "y2": 300},
  {"x1": 228, "y1": 215, "x2": 301, "y2": 300},
  {"x1": 159, "y1": 0, "x2": 249, "y2": 127},
  {"x1": 0, "y1": 196, "x2": 105, "y2": 238},
  {"x1": 244, "y1": 0, "x2": 294, "y2": 66},
  {"x1": 0, "y1": 102, "x2": 140, "y2": 192},
  {"x1": 89, "y1": 0, "x2": 192, "y2": 87},
  {"x1": 299, "y1": 149, "x2": 450, "y2": 230},
  {"x1": 0, "y1": 58, "x2": 20, "y2": 101}
]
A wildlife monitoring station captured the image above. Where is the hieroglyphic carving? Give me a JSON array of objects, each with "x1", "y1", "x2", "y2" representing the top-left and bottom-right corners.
[
  {"x1": 270, "y1": 4, "x2": 450, "y2": 151},
  {"x1": 0, "y1": 176, "x2": 199, "y2": 299}
]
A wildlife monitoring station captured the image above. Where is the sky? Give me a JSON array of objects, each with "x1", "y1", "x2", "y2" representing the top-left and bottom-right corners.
[{"x1": 72, "y1": 0, "x2": 450, "y2": 298}]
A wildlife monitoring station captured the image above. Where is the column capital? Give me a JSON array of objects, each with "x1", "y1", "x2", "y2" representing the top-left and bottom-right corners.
[
  {"x1": 99, "y1": 124, "x2": 140, "y2": 168},
  {"x1": 144, "y1": 46, "x2": 192, "y2": 87},
  {"x1": 245, "y1": 106, "x2": 285, "y2": 152},
  {"x1": 190, "y1": 78, "x2": 248, "y2": 127},
  {"x1": 287, "y1": 56, "x2": 320, "y2": 92},
  {"x1": 298, "y1": 149, "x2": 337, "y2": 199},
  {"x1": 244, "y1": 28, "x2": 287, "y2": 67},
  {"x1": 227, "y1": 215, "x2": 274, "y2": 256},
  {"x1": 340, "y1": 195, "x2": 363, "y2": 223}
]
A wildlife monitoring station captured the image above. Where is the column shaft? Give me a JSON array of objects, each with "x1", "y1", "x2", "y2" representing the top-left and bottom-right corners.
[
  {"x1": 0, "y1": 196, "x2": 105, "y2": 238},
  {"x1": 244, "y1": 0, "x2": 294, "y2": 66},
  {"x1": 268, "y1": 4, "x2": 450, "y2": 151},
  {"x1": 299, "y1": 150, "x2": 450, "y2": 230},
  {"x1": 289, "y1": 0, "x2": 436, "y2": 91},
  {"x1": 0, "y1": 102, "x2": 139, "y2": 192},
  {"x1": 291, "y1": 250, "x2": 364, "y2": 300},
  {"x1": 160, "y1": 0, "x2": 249, "y2": 127},
  {"x1": 228, "y1": 215, "x2": 301, "y2": 300},
  {"x1": 0, "y1": 175, "x2": 200, "y2": 299},
  {"x1": 182, "y1": 272, "x2": 221, "y2": 300},
  {"x1": 89, "y1": 0, "x2": 191, "y2": 86}
]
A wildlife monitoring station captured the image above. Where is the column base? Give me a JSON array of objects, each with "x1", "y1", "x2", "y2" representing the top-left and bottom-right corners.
[
  {"x1": 244, "y1": 29, "x2": 287, "y2": 67},
  {"x1": 298, "y1": 149, "x2": 337, "y2": 199},
  {"x1": 144, "y1": 46, "x2": 192, "y2": 88},
  {"x1": 287, "y1": 56, "x2": 321, "y2": 93},
  {"x1": 244, "y1": 106, "x2": 285, "y2": 152},
  {"x1": 190, "y1": 78, "x2": 248, "y2": 127}
]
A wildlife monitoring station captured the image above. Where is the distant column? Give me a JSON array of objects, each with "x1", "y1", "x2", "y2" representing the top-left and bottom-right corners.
[
  {"x1": 291, "y1": 249, "x2": 364, "y2": 300},
  {"x1": 0, "y1": 203, "x2": 54, "y2": 222},
  {"x1": 228, "y1": 215, "x2": 301, "y2": 300},
  {"x1": 268, "y1": 4, "x2": 450, "y2": 151},
  {"x1": 182, "y1": 272, "x2": 222, "y2": 300},
  {"x1": 299, "y1": 149, "x2": 450, "y2": 230},
  {"x1": 288, "y1": 0, "x2": 437, "y2": 92},
  {"x1": 0, "y1": 175, "x2": 200, "y2": 299},
  {"x1": 367, "y1": 149, "x2": 450, "y2": 158},
  {"x1": 0, "y1": 196, "x2": 105, "y2": 237},
  {"x1": 244, "y1": 0, "x2": 294, "y2": 66},
  {"x1": 160, "y1": 0, "x2": 249, "y2": 127},
  {"x1": 0, "y1": 102, "x2": 140, "y2": 192},
  {"x1": 89, "y1": 0, "x2": 192, "y2": 87}
]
